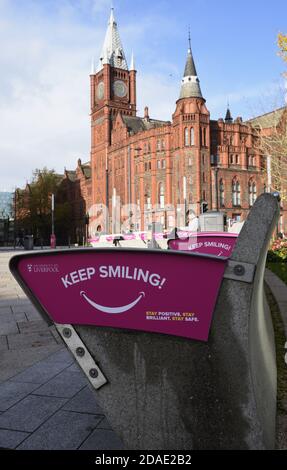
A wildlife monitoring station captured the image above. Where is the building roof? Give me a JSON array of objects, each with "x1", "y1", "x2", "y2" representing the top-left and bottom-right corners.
[
  {"x1": 65, "y1": 170, "x2": 77, "y2": 182},
  {"x1": 122, "y1": 115, "x2": 170, "y2": 135},
  {"x1": 245, "y1": 106, "x2": 286, "y2": 129},
  {"x1": 179, "y1": 45, "x2": 203, "y2": 100},
  {"x1": 225, "y1": 107, "x2": 233, "y2": 123},
  {"x1": 184, "y1": 48, "x2": 197, "y2": 77},
  {"x1": 96, "y1": 8, "x2": 128, "y2": 73},
  {"x1": 82, "y1": 165, "x2": 91, "y2": 179}
]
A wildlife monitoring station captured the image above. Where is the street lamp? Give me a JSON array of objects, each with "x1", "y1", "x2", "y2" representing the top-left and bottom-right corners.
[
  {"x1": 84, "y1": 212, "x2": 90, "y2": 245},
  {"x1": 50, "y1": 193, "x2": 56, "y2": 249}
]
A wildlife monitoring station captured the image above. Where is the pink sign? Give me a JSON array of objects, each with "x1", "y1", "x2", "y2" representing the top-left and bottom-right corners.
[
  {"x1": 10, "y1": 249, "x2": 227, "y2": 342},
  {"x1": 168, "y1": 232, "x2": 238, "y2": 258}
]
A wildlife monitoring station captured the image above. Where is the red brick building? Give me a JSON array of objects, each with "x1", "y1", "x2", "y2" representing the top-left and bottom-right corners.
[
  {"x1": 15, "y1": 9, "x2": 287, "y2": 241},
  {"x1": 86, "y1": 9, "x2": 287, "y2": 235}
]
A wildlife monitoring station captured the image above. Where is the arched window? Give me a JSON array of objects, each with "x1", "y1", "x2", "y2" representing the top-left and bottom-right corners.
[
  {"x1": 190, "y1": 127, "x2": 194, "y2": 146},
  {"x1": 219, "y1": 179, "x2": 224, "y2": 207},
  {"x1": 203, "y1": 128, "x2": 206, "y2": 146},
  {"x1": 232, "y1": 178, "x2": 241, "y2": 206},
  {"x1": 145, "y1": 187, "x2": 151, "y2": 210},
  {"x1": 184, "y1": 128, "x2": 189, "y2": 146},
  {"x1": 249, "y1": 180, "x2": 257, "y2": 206},
  {"x1": 158, "y1": 183, "x2": 165, "y2": 209}
]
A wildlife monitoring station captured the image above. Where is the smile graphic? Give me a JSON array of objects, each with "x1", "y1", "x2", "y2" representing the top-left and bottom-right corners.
[{"x1": 80, "y1": 291, "x2": 145, "y2": 314}]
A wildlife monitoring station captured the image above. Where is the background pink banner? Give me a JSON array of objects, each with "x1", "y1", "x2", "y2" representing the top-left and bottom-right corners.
[{"x1": 168, "y1": 232, "x2": 238, "y2": 258}]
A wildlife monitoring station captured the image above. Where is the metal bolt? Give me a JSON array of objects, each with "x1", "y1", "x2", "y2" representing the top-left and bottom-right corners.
[
  {"x1": 89, "y1": 368, "x2": 99, "y2": 379},
  {"x1": 233, "y1": 264, "x2": 245, "y2": 276},
  {"x1": 63, "y1": 328, "x2": 72, "y2": 338},
  {"x1": 76, "y1": 347, "x2": 85, "y2": 357}
]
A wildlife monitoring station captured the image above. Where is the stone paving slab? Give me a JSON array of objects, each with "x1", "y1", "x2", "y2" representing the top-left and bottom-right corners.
[
  {"x1": 0, "y1": 429, "x2": 29, "y2": 449},
  {"x1": 10, "y1": 355, "x2": 73, "y2": 384},
  {"x1": 0, "y1": 307, "x2": 12, "y2": 316},
  {"x1": 79, "y1": 429, "x2": 124, "y2": 450},
  {"x1": 34, "y1": 370, "x2": 88, "y2": 398},
  {"x1": 40, "y1": 348, "x2": 73, "y2": 365},
  {"x1": 0, "y1": 395, "x2": 68, "y2": 432},
  {"x1": 0, "y1": 321, "x2": 19, "y2": 336},
  {"x1": 17, "y1": 320, "x2": 48, "y2": 334},
  {"x1": 13, "y1": 313, "x2": 28, "y2": 322},
  {"x1": 0, "y1": 381, "x2": 41, "y2": 411},
  {"x1": 0, "y1": 344, "x2": 63, "y2": 384},
  {"x1": 63, "y1": 386, "x2": 104, "y2": 414},
  {"x1": 7, "y1": 331, "x2": 55, "y2": 350},
  {"x1": 17, "y1": 410, "x2": 103, "y2": 450},
  {"x1": 0, "y1": 336, "x2": 8, "y2": 351}
]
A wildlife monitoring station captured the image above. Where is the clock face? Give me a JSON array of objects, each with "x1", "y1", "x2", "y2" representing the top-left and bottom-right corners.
[
  {"x1": 113, "y1": 80, "x2": 127, "y2": 98},
  {"x1": 97, "y1": 82, "x2": 104, "y2": 100}
]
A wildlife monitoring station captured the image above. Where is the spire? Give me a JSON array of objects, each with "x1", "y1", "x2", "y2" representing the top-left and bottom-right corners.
[
  {"x1": 225, "y1": 102, "x2": 233, "y2": 123},
  {"x1": 90, "y1": 57, "x2": 95, "y2": 75},
  {"x1": 130, "y1": 51, "x2": 135, "y2": 70},
  {"x1": 96, "y1": 8, "x2": 128, "y2": 73},
  {"x1": 179, "y1": 34, "x2": 203, "y2": 100}
]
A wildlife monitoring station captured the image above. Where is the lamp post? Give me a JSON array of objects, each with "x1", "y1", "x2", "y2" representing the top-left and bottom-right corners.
[
  {"x1": 50, "y1": 193, "x2": 56, "y2": 249},
  {"x1": 85, "y1": 212, "x2": 90, "y2": 245},
  {"x1": 183, "y1": 176, "x2": 187, "y2": 226}
]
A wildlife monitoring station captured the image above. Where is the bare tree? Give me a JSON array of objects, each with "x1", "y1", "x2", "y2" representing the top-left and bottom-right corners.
[{"x1": 251, "y1": 34, "x2": 287, "y2": 200}]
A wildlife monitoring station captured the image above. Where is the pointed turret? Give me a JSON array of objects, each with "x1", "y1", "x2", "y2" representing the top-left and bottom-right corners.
[
  {"x1": 130, "y1": 51, "x2": 135, "y2": 71},
  {"x1": 225, "y1": 104, "x2": 233, "y2": 123},
  {"x1": 90, "y1": 57, "x2": 95, "y2": 75},
  {"x1": 96, "y1": 8, "x2": 128, "y2": 72},
  {"x1": 179, "y1": 35, "x2": 203, "y2": 100}
]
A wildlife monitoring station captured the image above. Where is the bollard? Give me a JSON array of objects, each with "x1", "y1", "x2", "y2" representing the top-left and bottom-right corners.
[{"x1": 9, "y1": 193, "x2": 279, "y2": 450}]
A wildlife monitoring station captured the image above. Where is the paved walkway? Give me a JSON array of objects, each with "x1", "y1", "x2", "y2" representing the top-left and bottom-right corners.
[
  {"x1": 0, "y1": 250, "x2": 123, "y2": 450},
  {"x1": 265, "y1": 269, "x2": 287, "y2": 338}
]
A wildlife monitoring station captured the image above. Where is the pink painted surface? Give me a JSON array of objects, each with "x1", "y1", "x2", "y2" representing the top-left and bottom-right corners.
[
  {"x1": 15, "y1": 250, "x2": 226, "y2": 341},
  {"x1": 168, "y1": 232, "x2": 238, "y2": 258}
]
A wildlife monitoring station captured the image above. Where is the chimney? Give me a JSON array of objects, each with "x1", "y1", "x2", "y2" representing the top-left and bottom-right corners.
[{"x1": 144, "y1": 106, "x2": 149, "y2": 121}]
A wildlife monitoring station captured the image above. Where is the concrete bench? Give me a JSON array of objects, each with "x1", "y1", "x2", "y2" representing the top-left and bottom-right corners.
[{"x1": 9, "y1": 193, "x2": 279, "y2": 449}]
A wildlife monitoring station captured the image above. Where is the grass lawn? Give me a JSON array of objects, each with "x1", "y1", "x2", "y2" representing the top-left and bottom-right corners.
[{"x1": 267, "y1": 262, "x2": 287, "y2": 285}]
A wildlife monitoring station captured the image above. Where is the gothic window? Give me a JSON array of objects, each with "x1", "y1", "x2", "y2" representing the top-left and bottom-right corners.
[
  {"x1": 202, "y1": 154, "x2": 205, "y2": 165},
  {"x1": 232, "y1": 178, "x2": 241, "y2": 206},
  {"x1": 157, "y1": 160, "x2": 161, "y2": 169},
  {"x1": 162, "y1": 159, "x2": 166, "y2": 169},
  {"x1": 188, "y1": 157, "x2": 192, "y2": 167},
  {"x1": 145, "y1": 188, "x2": 151, "y2": 210},
  {"x1": 202, "y1": 172, "x2": 206, "y2": 183},
  {"x1": 161, "y1": 140, "x2": 165, "y2": 150},
  {"x1": 235, "y1": 155, "x2": 239, "y2": 165},
  {"x1": 190, "y1": 127, "x2": 194, "y2": 146},
  {"x1": 184, "y1": 128, "x2": 189, "y2": 146},
  {"x1": 157, "y1": 140, "x2": 161, "y2": 151},
  {"x1": 249, "y1": 180, "x2": 257, "y2": 206},
  {"x1": 158, "y1": 183, "x2": 165, "y2": 209},
  {"x1": 148, "y1": 142, "x2": 151, "y2": 153},
  {"x1": 219, "y1": 179, "x2": 224, "y2": 207},
  {"x1": 203, "y1": 128, "x2": 206, "y2": 146},
  {"x1": 144, "y1": 143, "x2": 147, "y2": 154}
]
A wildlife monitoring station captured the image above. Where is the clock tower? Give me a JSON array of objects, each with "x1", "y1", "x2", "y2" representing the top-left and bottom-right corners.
[{"x1": 90, "y1": 8, "x2": 137, "y2": 211}]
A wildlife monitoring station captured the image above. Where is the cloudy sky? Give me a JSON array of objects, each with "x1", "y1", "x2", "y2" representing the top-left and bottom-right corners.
[{"x1": 0, "y1": 0, "x2": 286, "y2": 190}]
